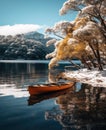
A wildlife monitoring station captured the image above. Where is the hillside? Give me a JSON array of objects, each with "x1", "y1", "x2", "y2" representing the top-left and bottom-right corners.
[{"x1": 0, "y1": 32, "x2": 54, "y2": 60}]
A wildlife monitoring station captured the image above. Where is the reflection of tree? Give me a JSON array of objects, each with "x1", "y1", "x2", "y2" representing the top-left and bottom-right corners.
[
  {"x1": 48, "y1": 70, "x2": 69, "y2": 83},
  {"x1": 45, "y1": 84, "x2": 106, "y2": 130}
]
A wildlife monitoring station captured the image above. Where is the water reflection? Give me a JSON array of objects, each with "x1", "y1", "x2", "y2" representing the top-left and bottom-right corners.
[
  {"x1": 48, "y1": 70, "x2": 68, "y2": 83},
  {"x1": 0, "y1": 62, "x2": 48, "y2": 87},
  {"x1": 0, "y1": 86, "x2": 29, "y2": 98},
  {"x1": 45, "y1": 84, "x2": 106, "y2": 130},
  {"x1": 0, "y1": 62, "x2": 106, "y2": 130}
]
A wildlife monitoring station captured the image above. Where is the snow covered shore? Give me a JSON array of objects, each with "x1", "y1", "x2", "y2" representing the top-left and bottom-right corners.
[{"x1": 63, "y1": 69, "x2": 106, "y2": 87}]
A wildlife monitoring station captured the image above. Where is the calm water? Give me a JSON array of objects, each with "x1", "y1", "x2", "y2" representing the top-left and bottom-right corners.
[{"x1": 0, "y1": 61, "x2": 106, "y2": 130}]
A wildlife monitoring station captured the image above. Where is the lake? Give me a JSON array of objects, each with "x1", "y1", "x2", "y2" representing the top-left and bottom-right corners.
[{"x1": 0, "y1": 60, "x2": 106, "y2": 130}]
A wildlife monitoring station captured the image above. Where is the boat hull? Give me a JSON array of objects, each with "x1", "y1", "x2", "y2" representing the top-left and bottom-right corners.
[{"x1": 28, "y1": 82, "x2": 74, "y2": 95}]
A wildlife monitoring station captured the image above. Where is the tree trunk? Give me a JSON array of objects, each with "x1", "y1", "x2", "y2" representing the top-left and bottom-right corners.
[
  {"x1": 81, "y1": 56, "x2": 92, "y2": 70},
  {"x1": 88, "y1": 43, "x2": 103, "y2": 71}
]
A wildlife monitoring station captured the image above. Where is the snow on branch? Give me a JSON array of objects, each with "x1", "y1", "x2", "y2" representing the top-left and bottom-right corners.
[
  {"x1": 45, "y1": 21, "x2": 74, "y2": 38},
  {"x1": 46, "y1": 39, "x2": 57, "y2": 47},
  {"x1": 59, "y1": 0, "x2": 82, "y2": 15},
  {"x1": 45, "y1": 0, "x2": 106, "y2": 70}
]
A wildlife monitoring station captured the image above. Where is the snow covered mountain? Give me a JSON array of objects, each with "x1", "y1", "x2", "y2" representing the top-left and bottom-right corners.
[{"x1": 0, "y1": 32, "x2": 54, "y2": 60}]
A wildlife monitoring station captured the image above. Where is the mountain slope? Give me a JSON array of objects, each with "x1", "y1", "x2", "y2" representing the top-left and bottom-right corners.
[{"x1": 0, "y1": 32, "x2": 54, "y2": 60}]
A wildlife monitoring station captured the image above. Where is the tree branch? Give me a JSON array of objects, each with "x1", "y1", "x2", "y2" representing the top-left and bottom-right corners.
[{"x1": 53, "y1": 33, "x2": 64, "y2": 39}]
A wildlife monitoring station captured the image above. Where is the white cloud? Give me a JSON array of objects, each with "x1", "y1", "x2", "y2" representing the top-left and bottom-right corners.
[{"x1": 0, "y1": 24, "x2": 43, "y2": 36}]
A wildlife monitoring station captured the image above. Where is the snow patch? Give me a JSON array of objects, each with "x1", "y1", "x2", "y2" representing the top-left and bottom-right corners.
[{"x1": 64, "y1": 69, "x2": 106, "y2": 87}]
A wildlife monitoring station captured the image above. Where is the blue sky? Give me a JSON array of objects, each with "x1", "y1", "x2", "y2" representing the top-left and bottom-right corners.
[{"x1": 0, "y1": 0, "x2": 77, "y2": 34}]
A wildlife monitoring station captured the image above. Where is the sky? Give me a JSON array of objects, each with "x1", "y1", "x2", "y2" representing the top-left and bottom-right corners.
[{"x1": 0, "y1": 0, "x2": 77, "y2": 35}]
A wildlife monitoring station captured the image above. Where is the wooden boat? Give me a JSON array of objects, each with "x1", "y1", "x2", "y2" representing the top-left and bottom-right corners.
[
  {"x1": 28, "y1": 87, "x2": 73, "y2": 105},
  {"x1": 28, "y1": 82, "x2": 74, "y2": 95}
]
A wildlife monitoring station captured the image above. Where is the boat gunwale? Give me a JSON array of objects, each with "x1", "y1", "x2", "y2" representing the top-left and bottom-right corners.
[{"x1": 28, "y1": 82, "x2": 73, "y2": 88}]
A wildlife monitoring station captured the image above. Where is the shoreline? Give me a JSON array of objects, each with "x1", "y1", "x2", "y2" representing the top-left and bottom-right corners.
[{"x1": 63, "y1": 68, "x2": 106, "y2": 87}]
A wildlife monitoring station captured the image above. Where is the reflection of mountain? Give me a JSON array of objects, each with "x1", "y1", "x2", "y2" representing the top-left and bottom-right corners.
[
  {"x1": 45, "y1": 84, "x2": 106, "y2": 130},
  {"x1": 0, "y1": 86, "x2": 28, "y2": 98},
  {"x1": 0, "y1": 32, "x2": 54, "y2": 60},
  {"x1": 0, "y1": 62, "x2": 48, "y2": 86}
]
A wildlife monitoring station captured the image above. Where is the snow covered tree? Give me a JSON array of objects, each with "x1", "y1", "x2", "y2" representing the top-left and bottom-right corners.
[{"x1": 46, "y1": 0, "x2": 106, "y2": 70}]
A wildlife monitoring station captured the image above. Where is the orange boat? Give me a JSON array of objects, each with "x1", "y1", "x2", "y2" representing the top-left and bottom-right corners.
[
  {"x1": 28, "y1": 82, "x2": 74, "y2": 95},
  {"x1": 28, "y1": 87, "x2": 73, "y2": 105}
]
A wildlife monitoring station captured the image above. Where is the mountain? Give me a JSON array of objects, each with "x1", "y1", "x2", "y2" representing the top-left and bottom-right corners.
[{"x1": 0, "y1": 32, "x2": 54, "y2": 60}]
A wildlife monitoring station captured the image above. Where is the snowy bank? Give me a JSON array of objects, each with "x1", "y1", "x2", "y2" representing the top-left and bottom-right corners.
[{"x1": 63, "y1": 69, "x2": 106, "y2": 87}]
